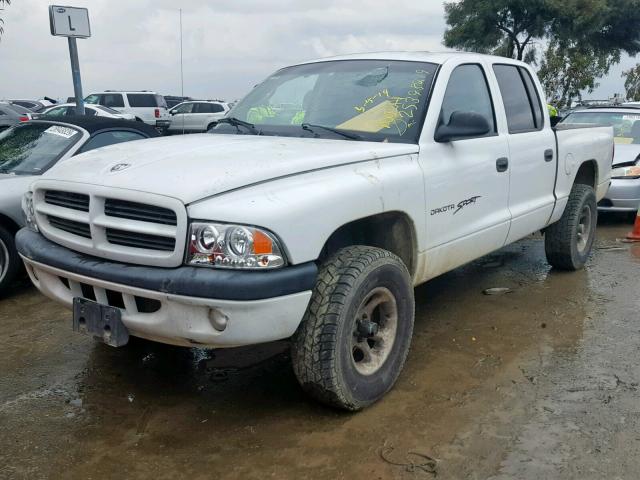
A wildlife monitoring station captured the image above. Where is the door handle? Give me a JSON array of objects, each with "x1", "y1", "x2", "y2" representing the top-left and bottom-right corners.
[
  {"x1": 496, "y1": 157, "x2": 509, "y2": 172},
  {"x1": 544, "y1": 149, "x2": 554, "y2": 162}
]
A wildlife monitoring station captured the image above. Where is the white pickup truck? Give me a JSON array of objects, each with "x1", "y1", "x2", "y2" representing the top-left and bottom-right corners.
[{"x1": 17, "y1": 52, "x2": 613, "y2": 410}]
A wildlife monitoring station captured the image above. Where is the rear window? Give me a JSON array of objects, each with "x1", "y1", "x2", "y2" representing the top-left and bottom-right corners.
[
  {"x1": 0, "y1": 123, "x2": 82, "y2": 175},
  {"x1": 78, "y1": 130, "x2": 147, "y2": 153},
  {"x1": 127, "y1": 94, "x2": 160, "y2": 108}
]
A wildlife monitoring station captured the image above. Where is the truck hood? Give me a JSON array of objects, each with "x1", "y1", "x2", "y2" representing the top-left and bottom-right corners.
[
  {"x1": 613, "y1": 144, "x2": 640, "y2": 166},
  {"x1": 42, "y1": 134, "x2": 418, "y2": 204}
]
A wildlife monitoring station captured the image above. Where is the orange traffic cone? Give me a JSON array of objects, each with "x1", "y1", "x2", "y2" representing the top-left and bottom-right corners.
[{"x1": 627, "y1": 210, "x2": 640, "y2": 242}]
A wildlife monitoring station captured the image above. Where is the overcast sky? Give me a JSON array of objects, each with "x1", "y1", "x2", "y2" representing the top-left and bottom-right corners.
[{"x1": 0, "y1": 0, "x2": 637, "y2": 102}]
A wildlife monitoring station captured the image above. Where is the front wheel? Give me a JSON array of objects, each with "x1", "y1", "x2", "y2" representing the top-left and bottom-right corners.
[
  {"x1": 0, "y1": 225, "x2": 21, "y2": 294},
  {"x1": 545, "y1": 184, "x2": 597, "y2": 270},
  {"x1": 291, "y1": 246, "x2": 414, "y2": 411}
]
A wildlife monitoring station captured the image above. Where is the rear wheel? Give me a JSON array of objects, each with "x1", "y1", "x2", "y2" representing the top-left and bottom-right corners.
[
  {"x1": 545, "y1": 184, "x2": 597, "y2": 270},
  {"x1": 0, "y1": 225, "x2": 21, "y2": 294},
  {"x1": 292, "y1": 246, "x2": 414, "y2": 411}
]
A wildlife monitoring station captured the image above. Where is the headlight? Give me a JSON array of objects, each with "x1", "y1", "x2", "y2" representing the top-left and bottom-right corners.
[
  {"x1": 186, "y1": 222, "x2": 286, "y2": 269},
  {"x1": 22, "y1": 191, "x2": 38, "y2": 232},
  {"x1": 611, "y1": 163, "x2": 640, "y2": 179}
]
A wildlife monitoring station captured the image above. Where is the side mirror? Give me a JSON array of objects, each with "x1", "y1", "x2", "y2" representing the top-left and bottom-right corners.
[
  {"x1": 169, "y1": 110, "x2": 177, "y2": 115},
  {"x1": 434, "y1": 111, "x2": 491, "y2": 143}
]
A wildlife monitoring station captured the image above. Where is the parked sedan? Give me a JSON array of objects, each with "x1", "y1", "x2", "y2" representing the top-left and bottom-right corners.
[
  {"x1": 168, "y1": 100, "x2": 229, "y2": 133},
  {"x1": 561, "y1": 106, "x2": 640, "y2": 215},
  {"x1": 9, "y1": 99, "x2": 55, "y2": 113},
  {"x1": 39, "y1": 103, "x2": 137, "y2": 121},
  {"x1": 0, "y1": 102, "x2": 32, "y2": 132},
  {"x1": 0, "y1": 117, "x2": 159, "y2": 292}
]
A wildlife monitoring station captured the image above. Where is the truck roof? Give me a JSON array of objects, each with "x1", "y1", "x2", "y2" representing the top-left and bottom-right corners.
[{"x1": 298, "y1": 51, "x2": 529, "y2": 67}]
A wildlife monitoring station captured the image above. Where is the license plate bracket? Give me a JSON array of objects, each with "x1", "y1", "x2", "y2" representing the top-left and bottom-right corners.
[{"x1": 73, "y1": 297, "x2": 129, "y2": 347}]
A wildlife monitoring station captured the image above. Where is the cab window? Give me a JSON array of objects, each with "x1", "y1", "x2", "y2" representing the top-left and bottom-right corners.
[{"x1": 439, "y1": 64, "x2": 496, "y2": 137}]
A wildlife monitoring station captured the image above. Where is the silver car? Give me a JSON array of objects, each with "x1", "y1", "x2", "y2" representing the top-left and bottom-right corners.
[
  {"x1": 0, "y1": 102, "x2": 32, "y2": 132},
  {"x1": 168, "y1": 100, "x2": 229, "y2": 133},
  {"x1": 561, "y1": 106, "x2": 640, "y2": 215},
  {"x1": 0, "y1": 117, "x2": 159, "y2": 292}
]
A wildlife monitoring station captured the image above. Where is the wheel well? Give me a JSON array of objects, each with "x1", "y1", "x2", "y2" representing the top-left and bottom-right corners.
[
  {"x1": 574, "y1": 160, "x2": 597, "y2": 189},
  {"x1": 0, "y1": 213, "x2": 20, "y2": 235},
  {"x1": 319, "y1": 212, "x2": 416, "y2": 274}
]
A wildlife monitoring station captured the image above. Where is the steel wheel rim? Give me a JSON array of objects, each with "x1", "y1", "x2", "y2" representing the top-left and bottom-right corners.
[
  {"x1": 351, "y1": 286, "x2": 398, "y2": 376},
  {"x1": 577, "y1": 204, "x2": 592, "y2": 253},
  {"x1": 0, "y1": 238, "x2": 8, "y2": 283}
]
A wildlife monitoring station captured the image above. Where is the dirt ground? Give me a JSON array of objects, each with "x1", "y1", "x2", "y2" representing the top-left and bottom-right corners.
[{"x1": 1, "y1": 217, "x2": 639, "y2": 480}]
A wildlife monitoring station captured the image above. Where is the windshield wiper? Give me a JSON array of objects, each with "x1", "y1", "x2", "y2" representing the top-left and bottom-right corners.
[
  {"x1": 301, "y1": 123, "x2": 362, "y2": 141},
  {"x1": 216, "y1": 117, "x2": 260, "y2": 135}
]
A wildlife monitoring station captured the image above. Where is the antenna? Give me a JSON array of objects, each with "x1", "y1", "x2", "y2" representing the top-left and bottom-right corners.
[
  {"x1": 179, "y1": 8, "x2": 185, "y2": 134},
  {"x1": 179, "y1": 9, "x2": 184, "y2": 98}
]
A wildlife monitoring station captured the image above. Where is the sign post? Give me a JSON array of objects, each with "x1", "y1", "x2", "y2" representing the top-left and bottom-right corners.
[{"x1": 49, "y1": 5, "x2": 91, "y2": 115}]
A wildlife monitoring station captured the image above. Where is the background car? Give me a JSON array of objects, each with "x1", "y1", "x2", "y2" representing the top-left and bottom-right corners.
[
  {"x1": 164, "y1": 95, "x2": 195, "y2": 108},
  {"x1": 0, "y1": 116, "x2": 159, "y2": 292},
  {"x1": 561, "y1": 105, "x2": 640, "y2": 217},
  {"x1": 168, "y1": 100, "x2": 229, "y2": 133},
  {"x1": 83, "y1": 90, "x2": 170, "y2": 130},
  {"x1": 0, "y1": 102, "x2": 33, "y2": 132},
  {"x1": 9, "y1": 98, "x2": 56, "y2": 113},
  {"x1": 39, "y1": 103, "x2": 137, "y2": 121}
]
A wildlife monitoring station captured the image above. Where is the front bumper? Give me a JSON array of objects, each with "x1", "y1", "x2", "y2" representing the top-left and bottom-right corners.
[
  {"x1": 598, "y1": 177, "x2": 640, "y2": 212},
  {"x1": 16, "y1": 229, "x2": 316, "y2": 348}
]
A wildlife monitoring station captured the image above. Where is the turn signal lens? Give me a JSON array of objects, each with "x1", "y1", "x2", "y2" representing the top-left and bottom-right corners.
[
  {"x1": 186, "y1": 222, "x2": 285, "y2": 270},
  {"x1": 611, "y1": 165, "x2": 640, "y2": 179}
]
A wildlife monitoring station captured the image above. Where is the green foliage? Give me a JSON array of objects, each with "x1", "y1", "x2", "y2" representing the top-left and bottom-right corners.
[
  {"x1": 443, "y1": 0, "x2": 552, "y2": 61},
  {"x1": 444, "y1": 0, "x2": 640, "y2": 105},
  {"x1": 0, "y1": 0, "x2": 11, "y2": 41},
  {"x1": 623, "y1": 64, "x2": 640, "y2": 101},
  {"x1": 444, "y1": 0, "x2": 640, "y2": 61},
  {"x1": 538, "y1": 40, "x2": 619, "y2": 108}
]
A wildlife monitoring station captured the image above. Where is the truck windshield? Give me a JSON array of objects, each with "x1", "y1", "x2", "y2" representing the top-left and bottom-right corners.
[
  {"x1": 0, "y1": 123, "x2": 82, "y2": 175},
  {"x1": 562, "y1": 111, "x2": 640, "y2": 144},
  {"x1": 217, "y1": 60, "x2": 438, "y2": 143}
]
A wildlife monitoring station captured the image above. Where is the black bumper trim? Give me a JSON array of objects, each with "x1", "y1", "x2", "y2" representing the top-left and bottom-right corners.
[{"x1": 16, "y1": 229, "x2": 317, "y2": 301}]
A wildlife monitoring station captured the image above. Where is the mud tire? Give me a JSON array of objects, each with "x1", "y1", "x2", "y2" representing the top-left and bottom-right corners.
[
  {"x1": 0, "y1": 224, "x2": 21, "y2": 294},
  {"x1": 291, "y1": 246, "x2": 414, "y2": 411},
  {"x1": 545, "y1": 184, "x2": 597, "y2": 270}
]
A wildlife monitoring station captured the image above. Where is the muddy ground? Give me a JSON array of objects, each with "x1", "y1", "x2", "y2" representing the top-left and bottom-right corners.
[{"x1": 1, "y1": 217, "x2": 639, "y2": 480}]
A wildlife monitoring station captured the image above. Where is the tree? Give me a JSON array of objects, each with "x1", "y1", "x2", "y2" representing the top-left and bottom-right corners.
[
  {"x1": 443, "y1": 0, "x2": 552, "y2": 61},
  {"x1": 538, "y1": 41, "x2": 619, "y2": 108},
  {"x1": 0, "y1": 0, "x2": 11, "y2": 41},
  {"x1": 623, "y1": 65, "x2": 640, "y2": 101},
  {"x1": 444, "y1": 0, "x2": 640, "y2": 105},
  {"x1": 444, "y1": 0, "x2": 640, "y2": 62}
]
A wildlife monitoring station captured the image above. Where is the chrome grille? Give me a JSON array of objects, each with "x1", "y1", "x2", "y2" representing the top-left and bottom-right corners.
[
  {"x1": 44, "y1": 190, "x2": 90, "y2": 212},
  {"x1": 105, "y1": 199, "x2": 177, "y2": 226},
  {"x1": 47, "y1": 215, "x2": 91, "y2": 238},
  {"x1": 106, "y1": 228, "x2": 175, "y2": 252}
]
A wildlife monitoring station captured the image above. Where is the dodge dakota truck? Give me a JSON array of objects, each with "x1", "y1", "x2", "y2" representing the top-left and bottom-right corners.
[{"x1": 16, "y1": 52, "x2": 613, "y2": 410}]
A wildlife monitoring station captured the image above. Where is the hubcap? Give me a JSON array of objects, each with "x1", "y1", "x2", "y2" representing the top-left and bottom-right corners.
[
  {"x1": 0, "y1": 239, "x2": 8, "y2": 283},
  {"x1": 351, "y1": 287, "x2": 398, "y2": 376},
  {"x1": 576, "y1": 204, "x2": 593, "y2": 253}
]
